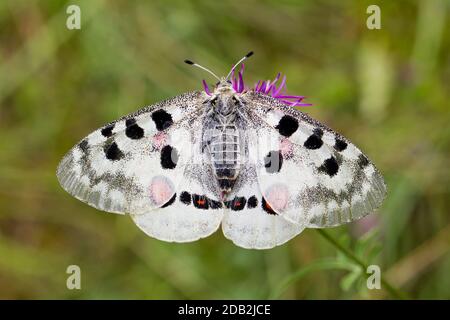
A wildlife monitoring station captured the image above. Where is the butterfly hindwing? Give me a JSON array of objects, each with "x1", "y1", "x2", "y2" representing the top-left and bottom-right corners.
[
  {"x1": 221, "y1": 164, "x2": 304, "y2": 249},
  {"x1": 56, "y1": 91, "x2": 208, "y2": 215},
  {"x1": 130, "y1": 116, "x2": 224, "y2": 242},
  {"x1": 129, "y1": 163, "x2": 224, "y2": 242},
  {"x1": 241, "y1": 91, "x2": 387, "y2": 227}
]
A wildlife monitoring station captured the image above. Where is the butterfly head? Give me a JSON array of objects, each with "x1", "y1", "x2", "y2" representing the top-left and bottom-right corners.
[
  {"x1": 184, "y1": 51, "x2": 253, "y2": 95},
  {"x1": 208, "y1": 80, "x2": 243, "y2": 116}
]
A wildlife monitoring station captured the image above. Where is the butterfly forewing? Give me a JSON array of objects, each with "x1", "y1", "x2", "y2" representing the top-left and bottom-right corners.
[
  {"x1": 57, "y1": 91, "x2": 208, "y2": 214},
  {"x1": 241, "y1": 91, "x2": 387, "y2": 227}
]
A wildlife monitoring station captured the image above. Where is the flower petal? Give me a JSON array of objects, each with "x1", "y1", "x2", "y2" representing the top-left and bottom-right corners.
[
  {"x1": 204, "y1": 63, "x2": 312, "y2": 107},
  {"x1": 202, "y1": 80, "x2": 211, "y2": 95}
]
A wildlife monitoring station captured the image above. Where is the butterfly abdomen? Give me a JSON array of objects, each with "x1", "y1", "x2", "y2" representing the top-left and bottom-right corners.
[{"x1": 206, "y1": 123, "x2": 242, "y2": 193}]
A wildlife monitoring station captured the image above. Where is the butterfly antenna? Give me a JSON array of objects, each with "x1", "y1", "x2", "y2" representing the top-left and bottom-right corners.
[
  {"x1": 184, "y1": 59, "x2": 221, "y2": 81},
  {"x1": 225, "y1": 51, "x2": 254, "y2": 81}
]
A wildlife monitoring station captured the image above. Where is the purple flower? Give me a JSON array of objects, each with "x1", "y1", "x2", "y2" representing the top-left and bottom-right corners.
[{"x1": 203, "y1": 64, "x2": 312, "y2": 107}]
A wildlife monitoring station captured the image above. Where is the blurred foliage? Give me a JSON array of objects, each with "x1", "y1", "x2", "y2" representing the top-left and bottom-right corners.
[{"x1": 0, "y1": 0, "x2": 449, "y2": 299}]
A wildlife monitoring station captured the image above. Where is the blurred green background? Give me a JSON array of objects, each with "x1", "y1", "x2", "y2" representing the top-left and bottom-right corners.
[{"x1": 0, "y1": 0, "x2": 449, "y2": 299}]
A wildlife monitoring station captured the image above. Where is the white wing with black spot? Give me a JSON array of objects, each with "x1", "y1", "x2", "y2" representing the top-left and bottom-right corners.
[
  {"x1": 221, "y1": 164, "x2": 304, "y2": 249},
  {"x1": 241, "y1": 91, "x2": 386, "y2": 227},
  {"x1": 57, "y1": 91, "x2": 209, "y2": 215},
  {"x1": 129, "y1": 114, "x2": 224, "y2": 242}
]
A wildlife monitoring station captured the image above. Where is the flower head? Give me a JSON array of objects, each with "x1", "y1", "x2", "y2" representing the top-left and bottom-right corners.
[{"x1": 203, "y1": 64, "x2": 312, "y2": 107}]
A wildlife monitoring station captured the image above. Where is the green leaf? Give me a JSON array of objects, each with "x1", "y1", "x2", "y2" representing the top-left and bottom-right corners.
[{"x1": 340, "y1": 269, "x2": 362, "y2": 292}]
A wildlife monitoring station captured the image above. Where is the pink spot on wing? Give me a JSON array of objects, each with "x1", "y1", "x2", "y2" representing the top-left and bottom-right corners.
[
  {"x1": 280, "y1": 138, "x2": 294, "y2": 159},
  {"x1": 149, "y1": 176, "x2": 174, "y2": 206},
  {"x1": 265, "y1": 184, "x2": 290, "y2": 212},
  {"x1": 152, "y1": 132, "x2": 168, "y2": 150}
]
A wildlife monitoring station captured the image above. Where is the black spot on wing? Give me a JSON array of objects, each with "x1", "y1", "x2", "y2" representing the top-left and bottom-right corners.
[
  {"x1": 78, "y1": 140, "x2": 89, "y2": 153},
  {"x1": 180, "y1": 191, "x2": 191, "y2": 205},
  {"x1": 161, "y1": 193, "x2": 176, "y2": 208},
  {"x1": 124, "y1": 117, "x2": 144, "y2": 140},
  {"x1": 193, "y1": 194, "x2": 208, "y2": 209},
  {"x1": 358, "y1": 154, "x2": 370, "y2": 168},
  {"x1": 247, "y1": 196, "x2": 258, "y2": 209},
  {"x1": 192, "y1": 194, "x2": 222, "y2": 210},
  {"x1": 160, "y1": 145, "x2": 178, "y2": 169},
  {"x1": 152, "y1": 109, "x2": 173, "y2": 131},
  {"x1": 264, "y1": 150, "x2": 283, "y2": 173},
  {"x1": 304, "y1": 128, "x2": 324, "y2": 150},
  {"x1": 275, "y1": 115, "x2": 299, "y2": 137},
  {"x1": 125, "y1": 118, "x2": 136, "y2": 126},
  {"x1": 318, "y1": 156, "x2": 339, "y2": 177},
  {"x1": 334, "y1": 138, "x2": 348, "y2": 151},
  {"x1": 126, "y1": 125, "x2": 144, "y2": 139},
  {"x1": 225, "y1": 196, "x2": 246, "y2": 211},
  {"x1": 101, "y1": 124, "x2": 114, "y2": 137},
  {"x1": 262, "y1": 197, "x2": 277, "y2": 215},
  {"x1": 208, "y1": 198, "x2": 222, "y2": 209},
  {"x1": 313, "y1": 128, "x2": 324, "y2": 137},
  {"x1": 104, "y1": 141, "x2": 124, "y2": 161}
]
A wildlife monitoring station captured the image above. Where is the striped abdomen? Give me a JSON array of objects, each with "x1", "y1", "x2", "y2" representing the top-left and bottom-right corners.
[{"x1": 208, "y1": 124, "x2": 241, "y2": 193}]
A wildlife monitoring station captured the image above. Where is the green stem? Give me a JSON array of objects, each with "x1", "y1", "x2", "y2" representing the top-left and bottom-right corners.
[
  {"x1": 269, "y1": 258, "x2": 355, "y2": 299},
  {"x1": 316, "y1": 229, "x2": 407, "y2": 299}
]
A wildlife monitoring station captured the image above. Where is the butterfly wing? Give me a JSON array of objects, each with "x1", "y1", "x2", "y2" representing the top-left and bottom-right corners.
[
  {"x1": 241, "y1": 91, "x2": 386, "y2": 227},
  {"x1": 221, "y1": 163, "x2": 304, "y2": 249},
  {"x1": 129, "y1": 113, "x2": 224, "y2": 242},
  {"x1": 57, "y1": 91, "x2": 208, "y2": 214}
]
